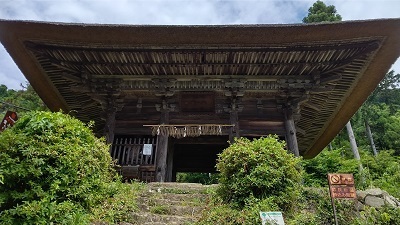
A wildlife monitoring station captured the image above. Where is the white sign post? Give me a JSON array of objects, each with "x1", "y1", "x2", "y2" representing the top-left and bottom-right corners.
[
  {"x1": 260, "y1": 212, "x2": 285, "y2": 225},
  {"x1": 143, "y1": 144, "x2": 153, "y2": 156}
]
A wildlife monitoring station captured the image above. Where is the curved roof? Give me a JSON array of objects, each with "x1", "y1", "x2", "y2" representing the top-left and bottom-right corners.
[{"x1": 0, "y1": 19, "x2": 399, "y2": 158}]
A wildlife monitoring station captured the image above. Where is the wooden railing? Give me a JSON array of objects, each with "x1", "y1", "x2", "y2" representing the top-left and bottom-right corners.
[{"x1": 111, "y1": 136, "x2": 157, "y2": 182}]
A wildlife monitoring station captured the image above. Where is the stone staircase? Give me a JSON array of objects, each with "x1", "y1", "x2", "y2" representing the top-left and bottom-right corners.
[{"x1": 131, "y1": 182, "x2": 214, "y2": 225}]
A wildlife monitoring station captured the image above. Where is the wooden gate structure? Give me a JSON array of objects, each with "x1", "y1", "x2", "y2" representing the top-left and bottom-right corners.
[
  {"x1": 1, "y1": 19, "x2": 399, "y2": 182},
  {"x1": 111, "y1": 136, "x2": 157, "y2": 181}
]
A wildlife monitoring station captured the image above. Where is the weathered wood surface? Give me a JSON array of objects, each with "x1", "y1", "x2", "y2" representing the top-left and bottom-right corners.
[
  {"x1": 155, "y1": 110, "x2": 170, "y2": 182},
  {"x1": 24, "y1": 36, "x2": 383, "y2": 157},
  {"x1": 284, "y1": 109, "x2": 299, "y2": 157},
  {"x1": 111, "y1": 136, "x2": 157, "y2": 166}
]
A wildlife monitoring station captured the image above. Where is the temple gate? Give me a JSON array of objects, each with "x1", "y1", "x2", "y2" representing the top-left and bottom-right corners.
[{"x1": 1, "y1": 19, "x2": 399, "y2": 182}]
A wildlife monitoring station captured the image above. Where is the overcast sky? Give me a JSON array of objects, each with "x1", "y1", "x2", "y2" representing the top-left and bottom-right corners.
[{"x1": 1, "y1": 0, "x2": 399, "y2": 90}]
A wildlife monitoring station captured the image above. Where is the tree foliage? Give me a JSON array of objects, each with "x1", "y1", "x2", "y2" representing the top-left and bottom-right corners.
[
  {"x1": 0, "y1": 111, "x2": 118, "y2": 224},
  {"x1": 303, "y1": 148, "x2": 400, "y2": 198},
  {"x1": 216, "y1": 136, "x2": 302, "y2": 211},
  {"x1": 303, "y1": 0, "x2": 342, "y2": 23},
  {"x1": 0, "y1": 83, "x2": 47, "y2": 117},
  {"x1": 335, "y1": 70, "x2": 400, "y2": 155}
]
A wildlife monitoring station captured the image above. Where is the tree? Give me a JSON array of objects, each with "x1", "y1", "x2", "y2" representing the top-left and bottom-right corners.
[
  {"x1": 303, "y1": 0, "x2": 342, "y2": 23},
  {"x1": 354, "y1": 70, "x2": 400, "y2": 156},
  {"x1": 0, "y1": 83, "x2": 47, "y2": 116}
]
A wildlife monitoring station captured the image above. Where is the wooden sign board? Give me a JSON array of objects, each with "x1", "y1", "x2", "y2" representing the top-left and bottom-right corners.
[
  {"x1": 0, "y1": 111, "x2": 18, "y2": 132},
  {"x1": 328, "y1": 173, "x2": 355, "y2": 186},
  {"x1": 327, "y1": 173, "x2": 356, "y2": 199},
  {"x1": 329, "y1": 185, "x2": 357, "y2": 199},
  {"x1": 180, "y1": 92, "x2": 215, "y2": 112}
]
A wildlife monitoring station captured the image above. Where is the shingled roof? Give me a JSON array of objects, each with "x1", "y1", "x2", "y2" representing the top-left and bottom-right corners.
[{"x1": 1, "y1": 19, "x2": 399, "y2": 158}]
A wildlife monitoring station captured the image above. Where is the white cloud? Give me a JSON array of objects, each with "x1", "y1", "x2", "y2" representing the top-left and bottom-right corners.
[
  {"x1": 0, "y1": 0, "x2": 399, "y2": 90},
  {"x1": 331, "y1": 0, "x2": 400, "y2": 21},
  {"x1": 0, "y1": 46, "x2": 26, "y2": 90}
]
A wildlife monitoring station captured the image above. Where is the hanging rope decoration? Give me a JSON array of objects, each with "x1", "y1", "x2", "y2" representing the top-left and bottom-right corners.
[{"x1": 144, "y1": 124, "x2": 234, "y2": 138}]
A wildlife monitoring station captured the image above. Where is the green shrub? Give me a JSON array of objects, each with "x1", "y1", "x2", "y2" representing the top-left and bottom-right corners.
[
  {"x1": 353, "y1": 206, "x2": 400, "y2": 225},
  {"x1": 303, "y1": 148, "x2": 400, "y2": 198},
  {"x1": 302, "y1": 147, "x2": 360, "y2": 187},
  {"x1": 361, "y1": 150, "x2": 400, "y2": 198},
  {"x1": 0, "y1": 111, "x2": 117, "y2": 224},
  {"x1": 215, "y1": 136, "x2": 302, "y2": 211},
  {"x1": 287, "y1": 187, "x2": 356, "y2": 225}
]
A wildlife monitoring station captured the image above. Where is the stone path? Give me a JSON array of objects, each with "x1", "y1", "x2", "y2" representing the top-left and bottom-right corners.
[{"x1": 131, "y1": 182, "x2": 214, "y2": 225}]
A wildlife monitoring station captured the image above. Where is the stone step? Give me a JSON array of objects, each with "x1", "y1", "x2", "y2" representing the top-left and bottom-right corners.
[
  {"x1": 131, "y1": 212, "x2": 197, "y2": 224},
  {"x1": 142, "y1": 222, "x2": 195, "y2": 225},
  {"x1": 138, "y1": 199, "x2": 204, "y2": 209},
  {"x1": 139, "y1": 192, "x2": 209, "y2": 202},
  {"x1": 131, "y1": 182, "x2": 211, "y2": 225},
  {"x1": 138, "y1": 202, "x2": 205, "y2": 217},
  {"x1": 147, "y1": 182, "x2": 216, "y2": 194}
]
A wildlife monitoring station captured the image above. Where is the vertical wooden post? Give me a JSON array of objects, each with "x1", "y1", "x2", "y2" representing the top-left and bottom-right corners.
[
  {"x1": 229, "y1": 110, "x2": 239, "y2": 143},
  {"x1": 328, "y1": 176, "x2": 339, "y2": 225},
  {"x1": 284, "y1": 109, "x2": 299, "y2": 157},
  {"x1": 104, "y1": 108, "x2": 116, "y2": 146},
  {"x1": 155, "y1": 110, "x2": 169, "y2": 182}
]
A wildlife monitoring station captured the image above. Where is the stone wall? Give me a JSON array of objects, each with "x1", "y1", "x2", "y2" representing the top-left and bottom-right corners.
[{"x1": 356, "y1": 188, "x2": 400, "y2": 210}]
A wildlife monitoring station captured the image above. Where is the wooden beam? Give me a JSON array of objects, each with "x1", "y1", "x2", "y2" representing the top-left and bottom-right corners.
[
  {"x1": 320, "y1": 74, "x2": 342, "y2": 84},
  {"x1": 91, "y1": 74, "x2": 312, "y2": 82},
  {"x1": 29, "y1": 40, "x2": 379, "y2": 54}
]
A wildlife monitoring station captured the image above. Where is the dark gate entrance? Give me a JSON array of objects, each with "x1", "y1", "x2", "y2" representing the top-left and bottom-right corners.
[{"x1": 170, "y1": 136, "x2": 229, "y2": 181}]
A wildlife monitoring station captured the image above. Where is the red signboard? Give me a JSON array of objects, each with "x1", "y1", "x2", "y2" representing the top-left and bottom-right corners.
[
  {"x1": 328, "y1": 173, "x2": 356, "y2": 199},
  {"x1": 0, "y1": 111, "x2": 18, "y2": 132},
  {"x1": 329, "y1": 186, "x2": 357, "y2": 199}
]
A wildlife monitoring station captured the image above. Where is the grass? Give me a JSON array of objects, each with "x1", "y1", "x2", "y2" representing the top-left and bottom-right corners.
[{"x1": 90, "y1": 182, "x2": 145, "y2": 224}]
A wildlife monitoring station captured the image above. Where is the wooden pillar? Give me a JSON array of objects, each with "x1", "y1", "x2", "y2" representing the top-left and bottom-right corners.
[
  {"x1": 155, "y1": 110, "x2": 169, "y2": 182},
  {"x1": 229, "y1": 110, "x2": 240, "y2": 143},
  {"x1": 104, "y1": 108, "x2": 116, "y2": 145},
  {"x1": 284, "y1": 109, "x2": 299, "y2": 157}
]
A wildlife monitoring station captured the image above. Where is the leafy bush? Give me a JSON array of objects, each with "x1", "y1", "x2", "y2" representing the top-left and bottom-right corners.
[
  {"x1": 287, "y1": 187, "x2": 356, "y2": 225},
  {"x1": 302, "y1": 147, "x2": 360, "y2": 187},
  {"x1": 0, "y1": 111, "x2": 118, "y2": 224},
  {"x1": 289, "y1": 188, "x2": 400, "y2": 225},
  {"x1": 353, "y1": 206, "x2": 400, "y2": 225},
  {"x1": 361, "y1": 150, "x2": 400, "y2": 198},
  {"x1": 215, "y1": 136, "x2": 302, "y2": 211},
  {"x1": 197, "y1": 189, "x2": 281, "y2": 225},
  {"x1": 303, "y1": 148, "x2": 400, "y2": 198}
]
